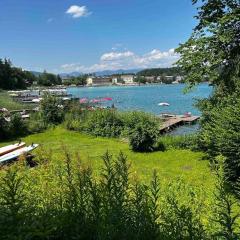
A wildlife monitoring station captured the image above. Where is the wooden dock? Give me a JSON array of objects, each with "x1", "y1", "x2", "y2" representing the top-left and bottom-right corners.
[{"x1": 159, "y1": 114, "x2": 200, "y2": 133}]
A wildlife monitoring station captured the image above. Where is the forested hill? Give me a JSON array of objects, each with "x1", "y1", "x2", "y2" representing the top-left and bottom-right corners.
[{"x1": 137, "y1": 67, "x2": 183, "y2": 76}]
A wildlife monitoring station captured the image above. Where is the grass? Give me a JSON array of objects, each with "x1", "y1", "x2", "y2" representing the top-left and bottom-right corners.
[
  {"x1": 0, "y1": 126, "x2": 214, "y2": 189},
  {"x1": 0, "y1": 90, "x2": 35, "y2": 110}
]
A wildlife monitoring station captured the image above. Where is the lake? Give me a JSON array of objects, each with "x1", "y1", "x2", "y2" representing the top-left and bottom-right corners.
[{"x1": 67, "y1": 83, "x2": 212, "y2": 135}]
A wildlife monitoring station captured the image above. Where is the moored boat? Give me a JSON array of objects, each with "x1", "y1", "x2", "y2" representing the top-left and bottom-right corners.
[
  {"x1": 0, "y1": 144, "x2": 39, "y2": 165},
  {"x1": 0, "y1": 142, "x2": 26, "y2": 157}
]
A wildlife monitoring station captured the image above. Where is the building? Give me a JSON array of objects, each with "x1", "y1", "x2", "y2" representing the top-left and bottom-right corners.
[
  {"x1": 165, "y1": 76, "x2": 174, "y2": 81},
  {"x1": 120, "y1": 74, "x2": 135, "y2": 84},
  {"x1": 145, "y1": 76, "x2": 156, "y2": 83},
  {"x1": 175, "y1": 76, "x2": 184, "y2": 82},
  {"x1": 110, "y1": 75, "x2": 121, "y2": 84},
  {"x1": 86, "y1": 76, "x2": 112, "y2": 86}
]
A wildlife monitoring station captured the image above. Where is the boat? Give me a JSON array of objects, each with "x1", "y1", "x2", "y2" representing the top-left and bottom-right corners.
[
  {"x1": 0, "y1": 144, "x2": 39, "y2": 164},
  {"x1": 158, "y1": 102, "x2": 170, "y2": 106},
  {"x1": 0, "y1": 142, "x2": 26, "y2": 157}
]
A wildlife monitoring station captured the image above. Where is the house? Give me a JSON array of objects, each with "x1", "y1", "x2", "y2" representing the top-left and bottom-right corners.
[
  {"x1": 176, "y1": 76, "x2": 184, "y2": 82},
  {"x1": 86, "y1": 76, "x2": 112, "y2": 86},
  {"x1": 145, "y1": 76, "x2": 156, "y2": 83},
  {"x1": 111, "y1": 75, "x2": 122, "y2": 84},
  {"x1": 165, "y1": 76, "x2": 174, "y2": 81},
  {"x1": 120, "y1": 74, "x2": 135, "y2": 84}
]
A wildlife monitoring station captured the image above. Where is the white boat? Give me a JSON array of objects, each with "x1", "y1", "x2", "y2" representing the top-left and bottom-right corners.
[
  {"x1": 0, "y1": 142, "x2": 26, "y2": 157},
  {"x1": 158, "y1": 102, "x2": 170, "y2": 106},
  {"x1": 0, "y1": 144, "x2": 39, "y2": 164}
]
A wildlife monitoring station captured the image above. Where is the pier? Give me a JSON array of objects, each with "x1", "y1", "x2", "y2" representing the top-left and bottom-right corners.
[{"x1": 159, "y1": 114, "x2": 200, "y2": 133}]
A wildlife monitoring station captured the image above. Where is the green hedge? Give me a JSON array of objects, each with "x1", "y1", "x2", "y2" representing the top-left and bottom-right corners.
[{"x1": 65, "y1": 110, "x2": 159, "y2": 152}]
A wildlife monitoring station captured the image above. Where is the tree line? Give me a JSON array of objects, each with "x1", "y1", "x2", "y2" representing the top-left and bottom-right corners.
[
  {"x1": 0, "y1": 59, "x2": 36, "y2": 90},
  {"x1": 0, "y1": 59, "x2": 76, "y2": 90},
  {"x1": 137, "y1": 67, "x2": 183, "y2": 77}
]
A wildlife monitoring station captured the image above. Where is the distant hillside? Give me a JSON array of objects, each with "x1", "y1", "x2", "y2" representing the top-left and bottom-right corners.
[
  {"x1": 137, "y1": 67, "x2": 183, "y2": 76},
  {"x1": 59, "y1": 72, "x2": 83, "y2": 78},
  {"x1": 94, "y1": 69, "x2": 142, "y2": 76}
]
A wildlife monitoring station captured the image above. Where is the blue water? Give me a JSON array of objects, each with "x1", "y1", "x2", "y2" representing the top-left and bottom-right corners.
[{"x1": 67, "y1": 83, "x2": 212, "y2": 135}]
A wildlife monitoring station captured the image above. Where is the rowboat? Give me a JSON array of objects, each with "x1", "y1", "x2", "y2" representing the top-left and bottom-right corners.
[
  {"x1": 0, "y1": 142, "x2": 26, "y2": 157},
  {"x1": 0, "y1": 144, "x2": 39, "y2": 164}
]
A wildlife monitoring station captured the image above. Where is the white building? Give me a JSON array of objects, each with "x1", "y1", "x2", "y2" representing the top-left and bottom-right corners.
[
  {"x1": 86, "y1": 76, "x2": 112, "y2": 86},
  {"x1": 120, "y1": 75, "x2": 135, "y2": 84}
]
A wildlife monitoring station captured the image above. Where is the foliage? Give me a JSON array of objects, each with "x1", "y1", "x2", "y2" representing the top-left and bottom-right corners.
[
  {"x1": 0, "y1": 91, "x2": 36, "y2": 111},
  {"x1": 197, "y1": 95, "x2": 240, "y2": 182},
  {"x1": 37, "y1": 71, "x2": 62, "y2": 86},
  {"x1": 177, "y1": 0, "x2": 240, "y2": 92},
  {"x1": 0, "y1": 113, "x2": 28, "y2": 140},
  {"x1": 176, "y1": 0, "x2": 240, "y2": 183},
  {"x1": 157, "y1": 134, "x2": 198, "y2": 151},
  {"x1": 126, "y1": 112, "x2": 159, "y2": 152},
  {"x1": 0, "y1": 113, "x2": 9, "y2": 140},
  {"x1": 138, "y1": 67, "x2": 183, "y2": 77},
  {"x1": 40, "y1": 93, "x2": 65, "y2": 125},
  {"x1": 8, "y1": 113, "x2": 28, "y2": 137},
  {"x1": 0, "y1": 150, "x2": 238, "y2": 239},
  {"x1": 134, "y1": 76, "x2": 146, "y2": 84},
  {"x1": 211, "y1": 157, "x2": 240, "y2": 239},
  {"x1": 65, "y1": 110, "x2": 159, "y2": 152},
  {"x1": 27, "y1": 112, "x2": 47, "y2": 133},
  {"x1": 0, "y1": 58, "x2": 36, "y2": 90},
  {"x1": 62, "y1": 75, "x2": 87, "y2": 86},
  {"x1": 78, "y1": 109, "x2": 124, "y2": 138}
]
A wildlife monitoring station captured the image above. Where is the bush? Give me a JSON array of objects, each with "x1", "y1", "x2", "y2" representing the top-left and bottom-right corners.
[
  {"x1": 156, "y1": 134, "x2": 198, "y2": 151},
  {"x1": 8, "y1": 113, "x2": 28, "y2": 137},
  {"x1": 64, "y1": 110, "x2": 160, "y2": 152},
  {"x1": 27, "y1": 112, "x2": 47, "y2": 133},
  {"x1": 126, "y1": 112, "x2": 159, "y2": 152},
  {"x1": 0, "y1": 113, "x2": 9, "y2": 140},
  {"x1": 65, "y1": 109, "x2": 124, "y2": 138},
  {"x1": 40, "y1": 93, "x2": 64, "y2": 125},
  {"x1": 198, "y1": 95, "x2": 240, "y2": 182},
  {"x1": 83, "y1": 109, "x2": 124, "y2": 137}
]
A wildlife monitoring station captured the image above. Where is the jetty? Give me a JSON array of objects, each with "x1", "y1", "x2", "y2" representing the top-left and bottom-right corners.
[{"x1": 158, "y1": 114, "x2": 200, "y2": 133}]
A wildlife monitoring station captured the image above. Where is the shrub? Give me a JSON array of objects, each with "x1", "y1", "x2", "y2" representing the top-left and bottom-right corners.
[
  {"x1": 0, "y1": 113, "x2": 9, "y2": 140},
  {"x1": 27, "y1": 112, "x2": 47, "y2": 133},
  {"x1": 156, "y1": 134, "x2": 198, "y2": 151},
  {"x1": 80, "y1": 109, "x2": 124, "y2": 137},
  {"x1": 126, "y1": 112, "x2": 159, "y2": 152},
  {"x1": 64, "y1": 110, "x2": 160, "y2": 152},
  {"x1": 198, "y1": 95, "x2": 240, "y2": 182},
  {"x1": 8, "y1": 113, "x2": 28, "y2": 137},
  {"x1": 40, "y1": 93, "x2": 64, "y2": 125}
]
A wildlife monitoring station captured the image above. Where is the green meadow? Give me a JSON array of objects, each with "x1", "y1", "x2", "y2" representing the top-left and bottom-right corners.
[
  {"x1": 0, "y1": 126, "x2": 214, "y2": 189},
  {"x1": 0, "y1": 91, "x2": 28, "y2": 110}
]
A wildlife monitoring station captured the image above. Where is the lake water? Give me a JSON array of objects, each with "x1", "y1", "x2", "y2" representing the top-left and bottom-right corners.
[{"x1": 67, "y1": 83, "x2": 212, "y2": 135}]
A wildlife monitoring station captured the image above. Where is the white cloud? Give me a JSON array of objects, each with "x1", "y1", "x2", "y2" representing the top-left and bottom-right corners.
[
  {"x1": 66, "y1": 5, "x2": 91, "y2": 18},
  {"x1": 60, "y1": 48, "x2": 180, "y2": 73},
  {"x1": 101, "y1": 51, "x2": 134, "y2": 61}
]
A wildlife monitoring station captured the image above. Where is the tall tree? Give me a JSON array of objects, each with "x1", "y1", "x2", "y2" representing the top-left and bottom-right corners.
[
  {"x1": 176, "y1": 0, "x2": 240, "y2": 182},
  {"x1": 177, "y1": 0, "x2": 240, "y2": 93}
]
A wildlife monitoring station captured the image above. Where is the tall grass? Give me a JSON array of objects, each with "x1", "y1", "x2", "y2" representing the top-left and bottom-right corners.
[{"x1": 0, "y1": 151, "x2": 239, "y2": 239}]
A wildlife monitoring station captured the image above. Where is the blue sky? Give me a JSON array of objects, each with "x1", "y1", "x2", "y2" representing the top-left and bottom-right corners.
[{"x1": 0, "y1": 0, "x2": 197, "y2": 73}]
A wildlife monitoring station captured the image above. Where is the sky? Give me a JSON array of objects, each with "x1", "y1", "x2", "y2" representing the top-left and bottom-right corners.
[{"x1": 0, "y1": 0, "x2": 197, "y2": 73}]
